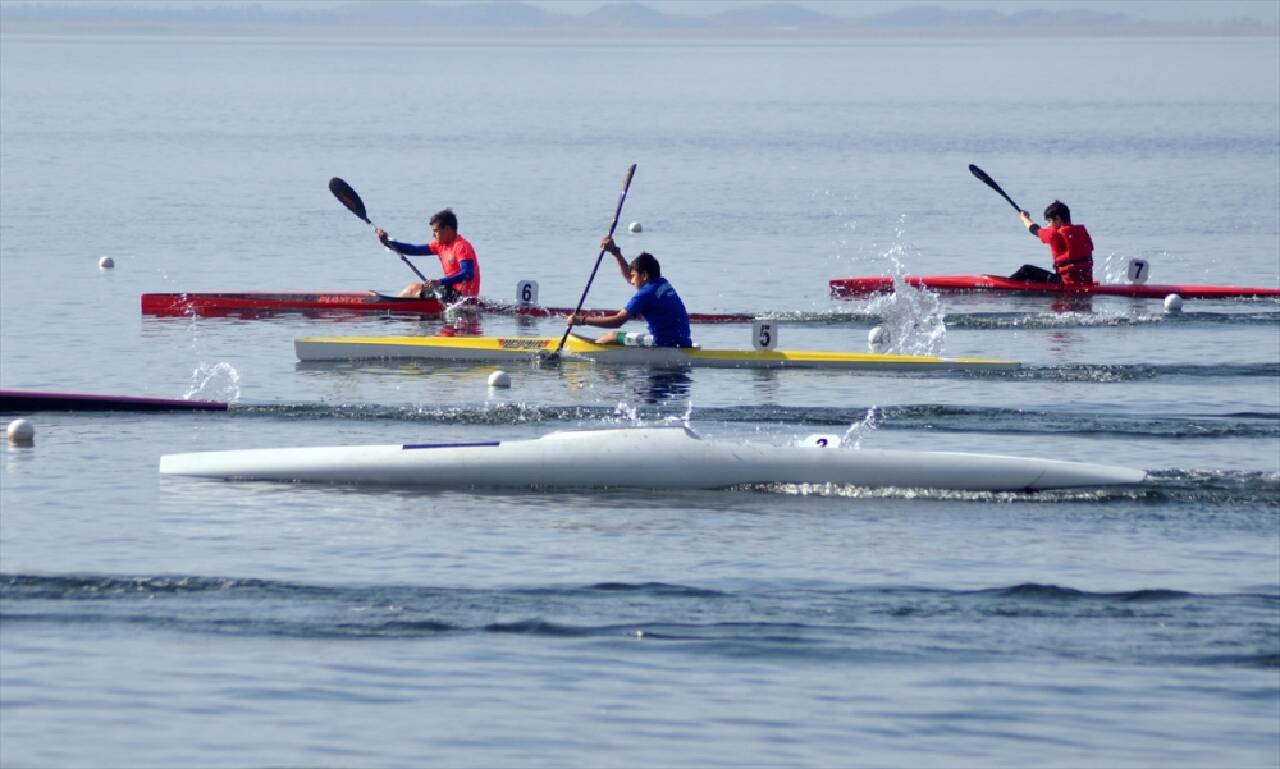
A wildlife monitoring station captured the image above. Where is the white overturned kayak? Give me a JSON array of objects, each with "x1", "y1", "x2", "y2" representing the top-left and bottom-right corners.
[
  {"x1": 293, "y1": 334, "x2": 1018, "y2": 372},
  {"x1": 159, "y1": 426, "x2": 1145, "y2": 491}
]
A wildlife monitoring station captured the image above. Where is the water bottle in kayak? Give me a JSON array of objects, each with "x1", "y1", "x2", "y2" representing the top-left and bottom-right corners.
[{"x1": 614, "y1": 331, "x2": 653, "y2": 346}]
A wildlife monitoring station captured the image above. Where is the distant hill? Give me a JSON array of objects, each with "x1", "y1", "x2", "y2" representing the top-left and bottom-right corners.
[
  {"x1": 710, "y1": 3, "x2": 835, "y2": 28},
  {"x1": 0, "y1": 0, "x2": 1272, "y2": 36},
  {"x1": 323, "y1": 1, "x2": 562, "y2": 27},
  {"x1": 861, "y1": 4, "x2": 1130, "y2": 30},
  {"x1": 573, "y1": 1, "x2": 704, "y2": 29}
]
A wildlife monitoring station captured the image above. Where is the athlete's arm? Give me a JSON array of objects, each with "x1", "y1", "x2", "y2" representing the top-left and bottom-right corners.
[
  {"x1": 1019, "y1": 211, "x2": 1042, "y2": 236},
  {"x1": 376, "y1": 229, "x2": 435, "y2": 257},
  {"x1": 600, "y1": 236, "x2": 630, "y2": 281},
  {"x1": 384, "y1": 240, "x2": 434, "y2": 257},
  {"x1": 568, "y1": 309, "x2": 629, "y2": 329},
  {"x1": 437, "y1": 259, "x2": 475, "y2": 287}
]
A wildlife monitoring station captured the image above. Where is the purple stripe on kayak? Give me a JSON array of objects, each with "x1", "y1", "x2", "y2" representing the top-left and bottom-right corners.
[{"x1": 402, "y1": 441, "x2": 502, "y2": 450}]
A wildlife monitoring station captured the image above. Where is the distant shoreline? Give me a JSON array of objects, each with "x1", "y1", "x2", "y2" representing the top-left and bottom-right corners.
[{"x1": 1, "y1": 21, "x2": 1276, "y2": 39}]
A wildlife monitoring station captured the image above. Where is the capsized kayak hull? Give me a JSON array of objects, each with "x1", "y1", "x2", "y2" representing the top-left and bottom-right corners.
[
  {"x1": 829, "y1": 275, "x2": 1280, "y2": 300},
  {"x1": 159, "y1": 427, "x2": 1145, "y2": 491},
  {"x1": 141, "y1": 291, "x2": 754, "y2": 323},
  {"x1": 292, "y1": 334, "x2": 1019, "y2": 372}
]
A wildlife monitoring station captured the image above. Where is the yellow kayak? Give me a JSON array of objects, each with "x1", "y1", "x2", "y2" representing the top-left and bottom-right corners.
[{"x1": 294, "y1": 334, "x2": 1018, "y2": 372}]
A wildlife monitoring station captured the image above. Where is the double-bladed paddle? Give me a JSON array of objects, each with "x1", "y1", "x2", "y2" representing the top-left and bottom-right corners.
[
  {"x1": 328, "y1": 177, "x2": 429, "y2": 283},
  {"x1": 968, "y1": 164, "x2": 1022, "y2": 213},
  {"x1": 550, "y1": 163, "x2": 638, "y2": 358}
]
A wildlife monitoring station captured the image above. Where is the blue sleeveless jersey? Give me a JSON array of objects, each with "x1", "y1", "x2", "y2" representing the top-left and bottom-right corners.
[{"x1": 625, "y1": 278, "x2": 692, "y2": 348}]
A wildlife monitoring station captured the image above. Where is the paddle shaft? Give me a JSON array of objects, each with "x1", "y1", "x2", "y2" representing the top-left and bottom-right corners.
[
  {"x1": 328, "y1": 177, "x2": 429, "y2": 283},
  {"x1": 554, "y1": 164, "x2": 638, "y2": 354},
  {"x1": 968, "y1": 164, "x2": 1021, "y2": 213}
]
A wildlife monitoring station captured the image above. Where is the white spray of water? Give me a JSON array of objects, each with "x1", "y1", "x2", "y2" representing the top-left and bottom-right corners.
[
  {"x1": 840, "y1": 407, "x2": 879, "y2": 448},
  {"x1": 608, "y1": 398, "x2": 695, "y2": 430},
  {"x1": 679, "y1": 400, "x2": 694, "y2": 429},
  {"x1": 186, "y1": 361, "x2": 241, "y2": 402},
  {"x1": 613, "y1": 401, "x2": 639, "y2": 423},
  {"x1": 859, "y1": 217, "x2": 948, "y2": 356},
  {"x1": 442, "y1": 297, "x2": 474, "y2": 321}
]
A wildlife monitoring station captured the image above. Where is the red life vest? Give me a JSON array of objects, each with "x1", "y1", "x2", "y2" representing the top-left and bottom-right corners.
[
  {"x1": 432, "y1": 234, "x2": 481, "y2": 297},
  {"x1": 1038, "y1": 223, "x2": 1093, "y2": 285}
]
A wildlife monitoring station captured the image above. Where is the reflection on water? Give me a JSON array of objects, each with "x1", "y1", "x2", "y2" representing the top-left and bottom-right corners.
[
  {"x1": 635, "y1": 368, "x2": 692, "y2": 405},
  {"x1": 592, "y1": 366, "x2": 694, "y2": 407},
  {"x1": 1051, "y1": 295, "x2": 1094, "y2": 314},
  {"x1": 437, "y1": 308, "x2": 486, "y2": 337}
]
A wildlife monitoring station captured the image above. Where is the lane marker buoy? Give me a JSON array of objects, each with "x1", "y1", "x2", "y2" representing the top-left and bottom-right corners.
[
  {"x1": 1163, "y1": 293, "x2": 1183, "y2": 313},
  {"x1": 7, "y1": 418, "x2": 34, "y2": 445},
  {"x1": 488, "y1": 370, "x2": 511, "y2": 388},
  {"x1": 868, "y1": 326, "x2": 890, "y2": 350},
  {"x1": 628, "y1": 222, "x2": 642, "y2": 233},
  {"x1": 98, "y1": 256, "x2": 115, "y2": 270}
]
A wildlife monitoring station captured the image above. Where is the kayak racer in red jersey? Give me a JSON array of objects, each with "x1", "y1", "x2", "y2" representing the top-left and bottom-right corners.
[
  {"x1": 1011, "y1": 200, "x2": 1094, "y2": 286},
  {"x1": 375, "y1": 208, "x2": 481, "y2": 300}
]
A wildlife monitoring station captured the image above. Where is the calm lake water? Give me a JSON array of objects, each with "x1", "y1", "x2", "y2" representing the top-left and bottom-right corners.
[{"x1": 1, "y1": 33, "x2": 1277, "y2": 768}]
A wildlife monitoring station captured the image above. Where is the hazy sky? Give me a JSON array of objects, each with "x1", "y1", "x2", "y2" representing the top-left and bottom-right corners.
[
  {"x1": 523, "y1": 1, "x2": 1280, "y2": 24},
  {"x1": 15, "y1": 1, "x2": 1278, "y2": 24}
]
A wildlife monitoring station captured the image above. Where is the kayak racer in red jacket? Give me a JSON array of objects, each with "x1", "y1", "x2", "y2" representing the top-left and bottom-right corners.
[
  {"x1": 1011, "y1": 200, "x2": 1094, "y2": 286},
  {"x1": 375, "y1": 208, "x2": 480, "y2": 300}
]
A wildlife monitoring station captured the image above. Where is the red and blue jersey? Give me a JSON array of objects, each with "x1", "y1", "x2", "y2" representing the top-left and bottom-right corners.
[{"x1": 384, "y1": 234, "x2": 481, "y2": 296}]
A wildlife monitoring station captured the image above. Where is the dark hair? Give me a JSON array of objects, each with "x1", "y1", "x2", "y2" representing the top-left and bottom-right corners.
[
  {"x1": 429, "y1": 208, "x2": 458, "y2": 229},
  {"x1": 630, "y1": 251, "x2": 661, "y2": 279},
  {"x1": 1043, "y1": 200, "x2": 1071, "y2": 223}
]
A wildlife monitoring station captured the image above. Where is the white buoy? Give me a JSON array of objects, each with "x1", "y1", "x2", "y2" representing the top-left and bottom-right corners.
[
  {"x1": 488, "y1": 370, "x2": 511, "y2": 389},
  {"x1": 628, "y1": 222, "x2": 642, "y2": 233},
  {"x1": 868, "y1": 326, "x2": 890, "y2": 350},
  {"x1": 98, "y1": 256, "x2": 115, "y2": 270},
  {"x1": 1163, "y1": 293, "x2": 1183, "y2": 313},
  {"x1": 7, "y1": 419, "x2": 34, "y2": 445}
]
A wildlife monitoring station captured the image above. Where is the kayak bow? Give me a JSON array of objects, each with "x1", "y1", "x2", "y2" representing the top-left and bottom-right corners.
[{"x1": 0, "y1": 389, "x2": 227, "y2": 413}]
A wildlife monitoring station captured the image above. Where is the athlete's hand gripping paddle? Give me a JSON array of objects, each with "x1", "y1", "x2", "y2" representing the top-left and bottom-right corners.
[{"x1": 328, "y1": 177, "x2": 429, "y2": 284}]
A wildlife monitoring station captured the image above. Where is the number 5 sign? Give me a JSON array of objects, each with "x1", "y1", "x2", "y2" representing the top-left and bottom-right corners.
[{"x1": 752, "y1": 321, "x2": 777, "y2": 350}]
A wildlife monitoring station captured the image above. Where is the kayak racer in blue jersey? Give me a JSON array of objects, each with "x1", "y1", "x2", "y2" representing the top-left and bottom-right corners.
[{"x1": 567, "y1": 236, "x2": 693, "y2": 348}]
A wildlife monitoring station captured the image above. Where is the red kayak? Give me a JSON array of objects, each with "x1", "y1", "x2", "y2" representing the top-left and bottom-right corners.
[
  {"x1": 141, "y1": 291, "x2": 447, "y2": 317},
  {"x1": 140, "y1": 291, "x2": 756, "y2": 323},
  {"x1": 829, "y1": 275, "x2": 1280, "y2": 300}
]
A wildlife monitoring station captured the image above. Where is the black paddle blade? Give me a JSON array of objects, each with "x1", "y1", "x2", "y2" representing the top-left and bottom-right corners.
[
  {"x1": 968, "y1": 164, "x2": 1021, "y2": 212},
  {"x1": 968, "y1": 164, "x2": 995, "y2": 186},
  {"x1": 328, "y1": 177, "x2": 370, "y2": 223}
]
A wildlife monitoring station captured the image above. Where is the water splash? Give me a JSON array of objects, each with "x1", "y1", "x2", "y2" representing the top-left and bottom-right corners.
[
  {"x1": 1102, "y1": 250, "x2": 1168, "y2": 284},
  {"x1": 859, "y1": 218, "x2": 948, "y2": 356},
  {"x1": 679, "y1": 399, "x2": 695, "y2": 430},
  {"x1": 613, "y1": 401, "x2": 639, "y2": 423},
  {"x1": 186, "y1": 361, "x2": 240, "y2": 402},
  {"x1": 841, "y1": 406, "x2": 879, "y2": 448}
]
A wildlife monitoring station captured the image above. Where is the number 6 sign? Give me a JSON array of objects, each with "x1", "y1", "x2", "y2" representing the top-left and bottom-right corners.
[{"x1": 517, "y1": 280, "x2": 539, "y2": 307}]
